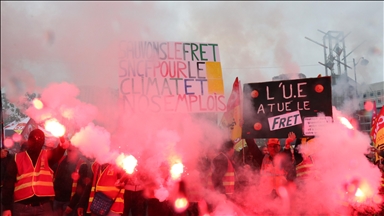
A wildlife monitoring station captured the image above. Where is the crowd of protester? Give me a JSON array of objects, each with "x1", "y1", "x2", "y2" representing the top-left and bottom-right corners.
[{"x1": 1, "y1": 128, "x2": 384, "y2": 216}]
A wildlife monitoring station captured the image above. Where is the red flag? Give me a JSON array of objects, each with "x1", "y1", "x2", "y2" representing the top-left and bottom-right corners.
[
  {"x1": 370, "y1": 101, "x2": 377, "y2": 140},
  {"x1": 373, "y1": 106, "x2": 384, "y2": 162},
  {"x1": 220, "y1": 77, "x2": 245, "y2": 150},
  {"x1": 226, "y1": 77, "x2": 240, "y2": 111}
]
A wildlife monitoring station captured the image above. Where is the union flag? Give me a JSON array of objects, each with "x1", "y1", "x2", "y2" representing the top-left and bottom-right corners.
[{"x1": 220, "y1": 77, "x2": 246, "y2": 150}]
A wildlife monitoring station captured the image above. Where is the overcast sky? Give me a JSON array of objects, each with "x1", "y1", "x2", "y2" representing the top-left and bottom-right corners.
[
  {"x1": 1, "y1": 1, "x2": 383, "y2": 99},
  {"x1": 2, "y1": 3, "x2": 383, "y2": 212}
]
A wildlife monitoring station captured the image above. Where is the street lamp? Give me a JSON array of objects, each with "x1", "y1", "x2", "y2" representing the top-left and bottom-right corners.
[{"x1": 353, "y1": 57, "x2": 369, "y2": 96}]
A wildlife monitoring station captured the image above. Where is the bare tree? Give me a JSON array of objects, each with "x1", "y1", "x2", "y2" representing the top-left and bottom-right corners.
[{"x1": 1, "y1": 91, "x2": 39, "y2": 126}]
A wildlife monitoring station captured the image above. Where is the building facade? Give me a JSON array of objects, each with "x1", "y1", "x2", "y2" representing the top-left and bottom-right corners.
[{"x1": 357, "y1": 81, "x2": 384, "y2": 134}]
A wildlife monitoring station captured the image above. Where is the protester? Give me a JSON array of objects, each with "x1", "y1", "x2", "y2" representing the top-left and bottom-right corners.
[
  {"x1": 211, "y1": 140, "x2": 236, "y2": 199},
  {"x1": 245, "y1": 132, "x2": 296, "y2": 199},
  {"x1": 1, "y1": 128, "x2": 69, "y2": 216},
  {"x1": 371, "y1": 145, "x2": 384, "y2": 162},
  {"x1": 368, "y1": 146, "x2": 384, "y2": 214},
  {"x1": 184, "y1": 157, "x2": 213, "y2": 216},
  {"x1": 1, "y1": 148, "x2": 11, "y2": 188},
  {"x1": 145, "y1": 161, "x2": 188, "y2": 216},
  {"x1": 147, "y1": 196, "x2": 172, "y2": 216},
  {"x1": 77, "y1": 158, "x2": 95, "y2": 216},
  {"x1": 1, "y1": 148, "x2": 13, "y2": 213},
  {"x1": 52, "y1": 144, "x2": 88, "y2": 216},
  {"x1": 378, "y1": 159, "x2": 384, "y2": 214},
  {"x1": 77, "y1": 162, "x2": 125, "y2": 216},
  {"x1": 234, "y1": 146, "x2": 260, "y2": 171},
  {"x1": 364, "y1": 145, "x2": 376, "y2": 163},
  {"x1": 199, "y1": 148, "x2": 216, "y2": 191},
  {"x1": 119, "y1": 168, "x2": 147, "y2": 216},
  {"x1": 192, "y1": 150, "x2": 215, "y2": 215},
  {"x1": 145, "y1": 162, "x2": 173, "y2": 216},
  {"x1": 293, "y1": 137, "x2": 318, "y2": 186},
  {"x1": 261, "y1": 145, "x2": 269, "y2": 156}
]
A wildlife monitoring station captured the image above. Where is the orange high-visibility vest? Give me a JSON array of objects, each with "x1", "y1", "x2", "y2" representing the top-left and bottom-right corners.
[
  {"x1": 14, "y1": 150, "x2": 55, "y2": 202},
  {"x1": 221, "y1": 153, "x2": 235, "y2": 195},
  {"x1": 296, "y1": 156, "x2": 314, "y2": 179},
  {"x1": 260, "y1": 154, "x2": 287, "y2": 191},
  {"x1": 381, "y1": 172, "x2": 384, "y2": 187},
  {"x1": 86, "y1": 162, "x2": 125, "y2": 214}
]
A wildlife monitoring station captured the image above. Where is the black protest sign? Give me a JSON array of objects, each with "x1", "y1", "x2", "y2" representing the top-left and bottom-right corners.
[{"x1": 242, "y1": 76, "x2": 332, "y2": 138}]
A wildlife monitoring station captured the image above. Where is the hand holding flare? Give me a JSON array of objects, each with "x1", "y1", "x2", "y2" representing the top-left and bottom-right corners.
[{"x1": 44, "y1": 118, "x2": 69, "y2": 149}]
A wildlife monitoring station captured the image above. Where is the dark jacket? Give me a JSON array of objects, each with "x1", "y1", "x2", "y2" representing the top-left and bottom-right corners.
[
  {"x1": 53, "y1": 156, "x2": 88, "y2": 209},
  {"x1": 211, "y1": 152, "x2": 235, "y2": 195},
  {"x1": 1, "y1": 150, "x2": 13, "y2": 188},
  {"x1": 1, "y1": 145, "x2": 66, "y2": 210},
  {"x1": 293, "y1": 138, "x2": 304, "y2": 166},
  {"x1": 234, "y1": 146, "x2": 262, "y2": 171}
]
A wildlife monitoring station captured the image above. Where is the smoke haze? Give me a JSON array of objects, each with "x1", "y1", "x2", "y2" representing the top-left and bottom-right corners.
[{"x1": 2, "y1": 1, "x2": 383, "y2": 215}]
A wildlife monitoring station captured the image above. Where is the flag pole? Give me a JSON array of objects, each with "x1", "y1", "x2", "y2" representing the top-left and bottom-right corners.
[
  {"x1": 242, "y1": 140, "x2": 245, "y2": 165},
  {"x1": 1, "y1": 89, "x2": 4, "y2": 149}
]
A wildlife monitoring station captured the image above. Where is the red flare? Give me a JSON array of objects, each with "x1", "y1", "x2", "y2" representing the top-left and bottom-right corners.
[
  {"x1": 116, "y1": 154, "x2": 138, "y2": 174},
  {"x1": 174, "y1": 197, "x2": 189, "y2": 213},
  {"x1": 71, "y1": 172, "x2": 80, "y2": 181},
  {"x1": 364, "y1": 100, "x2": 374, "y2": 111},
  {"x1": 12, "y1": 133, "x2": 22, "y2": 142},
  {"x1": 32, "y1": 98, "x2": 44, "y2": 110},
  {"x1": 173, "y1": 180, "x2": 189, "y2": 213},
  {"x1": 4, "y1": 138, "x2": 14, "y2": 148},
  {"x1": 339, "y1": 117, "x2": 354, "y2": 129},
  {"x1": 44, "y1": 118, "x2": 66, "y2": 137},
  {"x1": 170, "y1": 162, "x2": 184, "y2": 180}
]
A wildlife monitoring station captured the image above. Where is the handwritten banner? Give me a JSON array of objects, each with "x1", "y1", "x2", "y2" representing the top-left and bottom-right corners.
[
  {"x1": 118, "y1": 41, "x2": 227, "y2": 113},
  {"x1": 242, "y1": 76, "x2": 333, "y2": 138},
  {"x1": 303, "y1": 116, "x2": 333, "y2": 136}
]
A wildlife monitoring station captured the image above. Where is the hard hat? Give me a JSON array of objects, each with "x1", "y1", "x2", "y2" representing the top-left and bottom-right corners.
[{"x1": 267, "y1": 138, "x2": 280, "y2": 146}]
